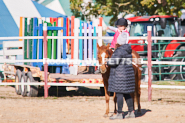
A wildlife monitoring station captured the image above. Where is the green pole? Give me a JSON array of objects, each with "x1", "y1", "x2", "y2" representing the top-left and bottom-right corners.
[
  {"x1": 24, "y1": 18, "x2": 27, "y2": 65},
  {"x1": 158, "y1": 43, "x2": 161, "y2": 81},
  {"x1": 53, "y1": 22, "x2": 57, "y2": 59},
  {"x1": 47, "y1": 23, "x2": 52, "y2": 59},
  {"x1": 29, "y1": 18, "x2": 33, "y2": 60}
]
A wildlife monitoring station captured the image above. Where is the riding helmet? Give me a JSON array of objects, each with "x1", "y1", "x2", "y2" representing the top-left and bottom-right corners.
[{"x1": 115, "y1": 18, "x2": 128, "y2": 27}]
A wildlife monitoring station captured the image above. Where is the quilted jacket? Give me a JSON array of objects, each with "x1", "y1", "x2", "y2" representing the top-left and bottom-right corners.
[{"x1": 107, "y1": 44, "x2": 135, "y2": 93}]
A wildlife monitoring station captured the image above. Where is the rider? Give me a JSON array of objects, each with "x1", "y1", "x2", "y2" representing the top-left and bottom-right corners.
[{"x1": 94, "y1": 18, "x2": 129, "y2": 74}]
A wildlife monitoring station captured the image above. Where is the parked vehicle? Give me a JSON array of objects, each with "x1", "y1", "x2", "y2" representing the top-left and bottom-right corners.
[{"x1": 127, "y1": 15, "x2": 185, "y2": 81}]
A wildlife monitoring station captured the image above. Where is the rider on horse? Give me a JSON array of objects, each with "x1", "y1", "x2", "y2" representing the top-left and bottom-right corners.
[{"x1": 94, "y1": 18, "x2": 129, "y2": 74}]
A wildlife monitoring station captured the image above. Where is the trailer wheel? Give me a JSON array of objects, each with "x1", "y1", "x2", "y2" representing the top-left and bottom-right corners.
[
  {"x1": 15, "y1": 70, "x2": 22, "y2": 95},
  {"x1": 170, "y1": 46, "x2": 185, "y2": 80},
  {"x1": 21, "y1": 72, "x2": 27, "y2": 97},
  {"x1": 26, "y1": 72, "x2": 39, "y2": 97}
]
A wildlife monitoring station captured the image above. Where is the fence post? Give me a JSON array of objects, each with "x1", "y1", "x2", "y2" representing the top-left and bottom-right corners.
[
  {"x1": 43, "y1": 23, "x2": 48, "y2": 98},
  {"x1": 147, "y1": 26, "x2": 152, "y2": 101}
]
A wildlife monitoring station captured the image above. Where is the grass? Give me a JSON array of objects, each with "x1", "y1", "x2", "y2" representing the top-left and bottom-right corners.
[
  {"x1": 0, "y1": 96, "x2": 6, "y2": 99},
  {"x1": 152, "y1": 81, "x2": 185, "y2": 86}
]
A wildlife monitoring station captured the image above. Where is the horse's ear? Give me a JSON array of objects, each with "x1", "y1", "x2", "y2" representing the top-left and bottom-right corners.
[
  {"x1": 107, "y1": 43, "x2": 110, "y2": 49},
  {"x1": 97, "y1": 43, "x2": 100, "y2": 49}
]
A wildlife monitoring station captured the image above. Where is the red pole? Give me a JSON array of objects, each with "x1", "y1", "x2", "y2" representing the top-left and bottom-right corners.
[
  {"x1": 71, "y1": 16, "x2": 75, "y2": 67},
  {"x1": 71, "y1": 16, "x2": 74, "y2": 60},
  {"x1": 43, "y1": 23, "x2": 48, "y2": 98},
  {"x1": 98, "y1": 17, "x2": 103, "y2": 26},
  {"x1": 147, "y1": 26, "x2": 152, "y2": 101}
]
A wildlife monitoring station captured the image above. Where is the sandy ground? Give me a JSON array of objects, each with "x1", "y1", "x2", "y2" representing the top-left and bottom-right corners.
[{"x1": 0, "y1": 86, "x2": 185, "y2": 123}]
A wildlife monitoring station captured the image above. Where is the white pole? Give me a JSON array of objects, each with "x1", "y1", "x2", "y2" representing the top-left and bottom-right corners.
[{"x1": 98, "y1": 26, "x2": 102, "y2": 46}]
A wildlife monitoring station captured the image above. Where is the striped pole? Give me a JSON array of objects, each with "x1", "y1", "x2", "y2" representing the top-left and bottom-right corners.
[
  {"x1": 99, "y1": 17, "x2": 103, "y2": 26},
  {"x1": 93, "y1": 26, "x2": 97, "y2": 65},
  {"x1": 84, "y1": 23, "x2": 87, "y2": 62},
  {"x1": 24, "y1": 17, "x2": 27, "y2": 62},
  {"x1": 147, "y1": 26, "x2": 152, "y2": 101},
  {"x1": 29, "y1": 18, "x2": 33, "y2": 64},
  {"x1": 63, "y1": 17, "x2": 67, "y2": 59},
  {"x1": 79, "y1": 21, "x2": 83, "y2": 62},
  {"x1": 47, "y1": 21, "x2": 52, "y2": 59},
  {"x1": 19, "y1": 17, "x2": 23, "y2": 41},
  {"x1": 53, "y1": 21, "x2": 57, "y2": 59},
  {"x1": 67, "y1": 18, "x2": 70, "y2": 53},
  {"x1": 71, "y1": 16, "x2": 75, "y2": 60},
  {"x1": 43, "y1": 23, "x2": 48, "y2": 98},
  {"x1": 98, "y1": 17, "x2": 103, "y2": 46},
  {"x1": 73, "y1": 18, "x2": 79, "y2": 75},
  {"x1": 33, "y1": 17, "x2": 38, "y2": 66},
  {"x1": 89, "y1": 24, "x2": 92, "y2": 61},
  {"x1": 38, "y1": 18, "x2": 43, "y2": 70},
  {"x1": 57, "y1": 18, "x2": 62, "y2": 59},
  {"x1": 54, "y1": 19, "x2": 60, "y2": 73}
]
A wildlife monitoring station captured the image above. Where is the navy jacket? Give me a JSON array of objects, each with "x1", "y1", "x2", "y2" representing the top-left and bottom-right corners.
[{"x1": 107, "y1": 44, "x2": 135, "y2": 93}]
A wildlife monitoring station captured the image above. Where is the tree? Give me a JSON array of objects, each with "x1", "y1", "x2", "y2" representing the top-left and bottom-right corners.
[
  {"x1": 70, "y1": 0, "x2": 185, "y2": 25},
  {"x1": 141, "y1": 0, "x2": 185, "y2": 16}
]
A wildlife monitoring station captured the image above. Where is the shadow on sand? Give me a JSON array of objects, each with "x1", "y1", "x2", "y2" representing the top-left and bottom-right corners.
[{"x1": 38, "y1": 86, "x2": 105, "y2": 97}]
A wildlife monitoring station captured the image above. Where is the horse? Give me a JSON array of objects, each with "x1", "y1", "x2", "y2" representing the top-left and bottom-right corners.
[{"x1": 97, "y1": 43, "x2": 142, "y2": 117}]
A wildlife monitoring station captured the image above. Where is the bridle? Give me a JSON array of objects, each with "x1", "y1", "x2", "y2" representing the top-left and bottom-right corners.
[{"x1": 99, "y1": 49, "x2": 112, "y2": 74}]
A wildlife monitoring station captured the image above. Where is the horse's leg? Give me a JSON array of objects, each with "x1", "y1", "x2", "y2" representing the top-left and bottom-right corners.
[
  {"x1": 137, "y1": 67, "x2": 142, "y2": 113},
  {"x1": 131, "y1": 66, "x2": 137, "y2": 111},
  {"x1": 103, "y1": 80, "x2": 110, "y2": 117},
  {"x1": 113, "y1": 92, "x2": 117, "y2": 114}
]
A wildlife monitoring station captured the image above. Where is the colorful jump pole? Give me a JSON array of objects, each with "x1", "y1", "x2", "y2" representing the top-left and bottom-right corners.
[
  {"x1": 33, "y1": 17, "x2": 38, "y2": 66},
  {"x1": 71, "y1": 16, "x2": 75, "y2": 60},
  {"x1": 147, "y1": 26, "x2": 152, "y2": 101},
  {"x1": 98, "y1": 18, "x2": 103, "y2": 46},
  {"x1": 89, "y1": 24, "x2": 92, "y2": 61},
  {"x1": 79, "y1": 21, "x2": 83, "y2": 62},
  {"x1": 24, "y1": 17, "x2": 28, "y2": 61},
  {"x1": 47, "y1": 20, "x2": 52, "y2": 59},
  {"x1": 38, "y1": 18, "x2": 43, "y2": 70},
  {"x1": 84, "y1": 23, "x2": 87, "y2": 62},
  {"x1": 93, "y1": 26, "x2": 97, "y2": 65},
  {"x1": 43, "y1": 23, "x2": 48, "y2": 98}
]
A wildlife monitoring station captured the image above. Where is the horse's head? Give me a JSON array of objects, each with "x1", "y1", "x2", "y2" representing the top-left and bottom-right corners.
[{"x1": 97, "y1": 43, "x2": 113, "y2": 74}]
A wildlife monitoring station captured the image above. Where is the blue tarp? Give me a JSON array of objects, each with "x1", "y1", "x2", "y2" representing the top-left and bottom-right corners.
[
  {"x1": 32, "y1": 1, "x2": 67, "y2": 18},
  {"x1": 0, "y1": 0, "x2": 19, "y2": 37}
]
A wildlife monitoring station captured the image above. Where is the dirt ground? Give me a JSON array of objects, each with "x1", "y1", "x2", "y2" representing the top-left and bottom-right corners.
[{"x1": 0, "y1": 86, "x2": 185, "y2": 123}]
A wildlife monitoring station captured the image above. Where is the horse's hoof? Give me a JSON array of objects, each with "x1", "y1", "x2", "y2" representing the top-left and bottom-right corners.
[{"x1": 103, "y1": 114, "x2": 109, "y2": 117}]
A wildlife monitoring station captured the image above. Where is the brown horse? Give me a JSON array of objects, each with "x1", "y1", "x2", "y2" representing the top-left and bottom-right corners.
[{"x1": 97, "y1": 43, "x2": 142, "y2": 117}]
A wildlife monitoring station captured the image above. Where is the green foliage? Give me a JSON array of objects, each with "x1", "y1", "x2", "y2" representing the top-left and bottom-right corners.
[{"x1": 70, "y1": 0, "x2": 185, "y2": 25}]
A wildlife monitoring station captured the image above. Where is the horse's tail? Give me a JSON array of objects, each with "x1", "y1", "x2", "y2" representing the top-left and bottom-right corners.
[
  {"x1": 133, "y1": 64, "x2": 142, "y2": 111},
  {"x1": 135, "y1": 64, "x2": 142, "y2": 111},
  {"x1": 134, "y1": 67, "x2": 138, "y2": 109}
]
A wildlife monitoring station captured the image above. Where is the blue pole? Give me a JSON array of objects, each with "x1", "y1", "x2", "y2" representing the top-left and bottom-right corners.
[
  {"x1": 32, "y1": 17, "x2": 38, "y2": 66},
  {"x1": 93, "y1": 27, "x2": 97, "y2": 66},
  {"x1": 38, "y1": 23, "x2": 43, "y2": 70},
  {"x1": 79, "y1": 21, "x2": 83, "y2": 64}
]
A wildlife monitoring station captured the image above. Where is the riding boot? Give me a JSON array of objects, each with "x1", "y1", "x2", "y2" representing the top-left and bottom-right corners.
[
  {"x1": 109, "y1": 113, "x2": 123, "y2": 120},
  {"x1": 124, "y1": 111, "x2": 135, "y2": 119}
]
